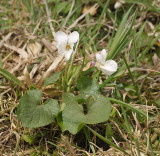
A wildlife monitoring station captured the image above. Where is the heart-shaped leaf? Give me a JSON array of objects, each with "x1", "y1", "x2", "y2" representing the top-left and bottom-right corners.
[
  {"x1": 62, "y1": 93, "x2": 111, "y2": 134},
  {"x1": 77, "y1": 76, "x2": 99, "y2": 99},
  {"x1": 62, "y1": 93, "x2": 86, "y2": 134},
  {"x1": 85, "y1": 96, "x2": 111, "y2": 124},
  {"x1": 43, "y1": 72, "x2": 61, "y2": 87},
  {"x1": 17, "y1": 90, "x2": 60, "y2": 128}
]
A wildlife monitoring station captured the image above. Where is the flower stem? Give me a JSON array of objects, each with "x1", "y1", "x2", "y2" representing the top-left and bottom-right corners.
[{"x1": 66, "y1": 39, "x2": 79, "y2": 92}]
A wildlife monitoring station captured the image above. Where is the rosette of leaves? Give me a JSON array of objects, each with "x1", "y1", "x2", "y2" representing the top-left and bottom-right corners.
[
  {"x1": 61, "y1": 76, "x2": 112, "y2": 134},
  {"x1": 17, "y1": 76, "x2": 112, "y2": 135}
]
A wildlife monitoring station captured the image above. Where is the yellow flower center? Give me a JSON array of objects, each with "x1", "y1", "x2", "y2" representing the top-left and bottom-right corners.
[{"x1": 66, "y1": 44, "x2": 71, "y2": 50}]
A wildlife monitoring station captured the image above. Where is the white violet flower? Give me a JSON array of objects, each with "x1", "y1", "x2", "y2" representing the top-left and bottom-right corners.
[
  {"x1": 96, "y1": 49, "x2": 118, "y2": 76},
  {"x1": 54, "y1": 31, "x2": 79, "y2": 61}
]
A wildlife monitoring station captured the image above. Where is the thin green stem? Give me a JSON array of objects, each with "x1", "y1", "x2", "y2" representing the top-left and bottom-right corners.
[
  {"x1": 133, "y1": 36, "x2": 137, "y2": 68},
  {"x1": 66, "y1": 40, "x2": 79, "y2": 92},
  {"x1": 11, "y1": 131, "x2": 20, "y2": 156},
  {"x1": 67, "y1": 39, "x2": 79, "y2": 80}
]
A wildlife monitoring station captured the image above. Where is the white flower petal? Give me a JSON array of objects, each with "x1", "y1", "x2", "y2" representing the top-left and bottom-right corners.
[
  {"x1": 55, "y1": 31, "x2": 68, "y2": 43},
  {"x1": 101, "y1": 49, "x2": 107, "y2": 60},
  {"x1": 57, "y1": 43, "x2": 65, "y2": 55},
  {"x1": 96, "y1": 54, "x2": 103, "y2": 64},
  {"x1": 96, "y1": 53, "x2": 105, "y2": 65},
  {"x1": 100, "y1": 60, "x2": 118, "y2": 75},
  {"x1": 65, "y1": 49, "x2": 73, "y2": 61},
  {"x1": 114, "y1": 2, "x2": 122, "y2": 9},
  {"x1": 68, "y1": 31, "x2": 79, "y2": 44},
  {"x1": 96, "y1": 49, "x2": 107, "y2": 64}
]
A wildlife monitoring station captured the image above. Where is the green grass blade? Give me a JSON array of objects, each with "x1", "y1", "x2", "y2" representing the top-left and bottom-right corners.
[
  {"x1": 91, "y1": 0, "x2": 111, "y2": 35},
  {"x1": 125, "y1": 0, "x2": 160, "y2": 13},
  {"x1": 107, "y1": 6, "x2": 134, "y2": 59},
  {"x1": 110, "y1": 9, "x2": 137, "y2": 60},
  {"x1": 121, "y1": 105, "x2": 134, "y2": 155},
  {"x1": 121, "y1": 105, "x2": 131, "y2": 134},
  {"x1": 122, "y1": 55, "x2": 143, "y2": 104},
  {"x1": 83, "y1": 127, "x2": 96, "y2": 155},
  {"x1": 0, "y1": 67, "x2": 24, "y2": 88},
  {"x1": 134, "y1": 22, "x2": 146, "y2": 50},
  {"x1": 0, "y1": 56, "x2": 3, "y2": 68},
  {"x1": 86, "y1": 125, "x2": 129, "y2": 155},
  {"x1": 108, "y1": 98, "x2": 148, "y2": 119},
  {"x1": 48, "y1": 141, "x2": 66, "y2": 152},
  {"x1": 135, "y1": 138, "x2": 141, "y2": 156}
]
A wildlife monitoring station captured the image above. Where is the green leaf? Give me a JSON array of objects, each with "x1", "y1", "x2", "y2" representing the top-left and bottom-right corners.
[
  {"x1": 86, "y1": 96, "x2": 111, "y2": 124},
  {"x1": 43, "y1": 72, "x2": 61, "y2": 87},
  {"x1": 62, "y1": 93, "x2": 111, "y2": 134},
  {"x1": 62, "y1": 93, "x2": 86, "y2": 134},
  {"x1": 77, "y1": 76, "x2": 99, "y2": 99},
  {"x1": 56, "y1": 112, "x2": 66, "y2": 132},
  {"x1": 0, "y1": 67, "x2": 24, "y2": 88},
  {"x1": 22, "y1": 134, "x2": 35, "y2": 145},
  {"x1": 17, "y1": 90, "x2": 60, "y2": 128}
]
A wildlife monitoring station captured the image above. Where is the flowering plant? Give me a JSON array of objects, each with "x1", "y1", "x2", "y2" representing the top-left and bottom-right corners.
[{"x1": 17, "y1": 6, "x2": 136, "y2": 136}]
